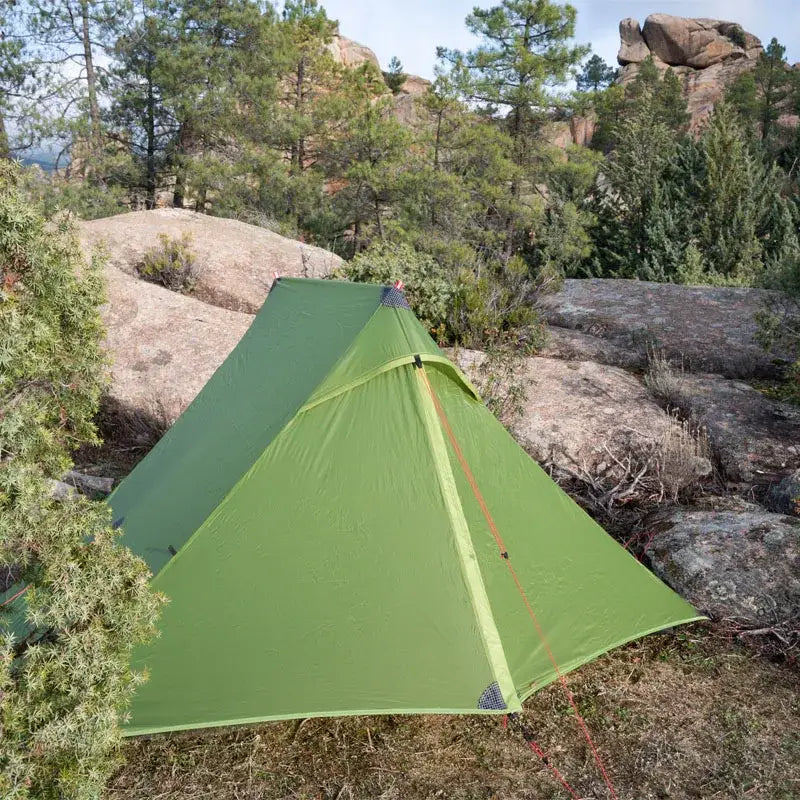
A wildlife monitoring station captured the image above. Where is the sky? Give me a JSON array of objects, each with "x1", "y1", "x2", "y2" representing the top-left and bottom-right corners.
[{"x1": 319, "y1": 0, "x2": 800, "y2": 80}]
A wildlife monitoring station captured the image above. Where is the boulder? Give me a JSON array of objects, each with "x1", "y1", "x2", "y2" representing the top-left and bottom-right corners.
[
  {"x1": 669, "y1": 374, "x2": 800, "y2": 485},
  {"x1": 617, "y1": 18, "x2": 649, "y2": 65},
  {"x1": 539, "y1": 326, "x2": 643, "y2": 370},
  {"x1": 766, "y1": 470, "x2": 800, "y2": 517},
  {"x1": 569, "y1": 114, "x2": 596, "y2": 147},
  {"x1": 453, "y1": 351, "x2": 674, "y2": 477},
  {"x1": 641, "y1": 15, "x2": 748, "y2": 69},
  {"x1": 617, "y1": 15, "x2": 762, "y2": 129},
  {"x1": 539, "y1": 278, "x2": 796, "y2": 379},
  {"x1": 646, "y1": 508, "x2": 800, "y2": 629},
  {"x1": 102, "y1": 264, "x2": 252, "y2": 420},
  {"x1": 80, "y1": 208, "x2": 342, "y2": 314},
  {"x1": 326, "y1": 34, "x2": 381, "y2": 71}
]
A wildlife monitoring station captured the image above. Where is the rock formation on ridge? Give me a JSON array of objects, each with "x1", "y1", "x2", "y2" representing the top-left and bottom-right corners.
[{"x1": 617, "y1": 14, "x2": 763, "y2": 128}]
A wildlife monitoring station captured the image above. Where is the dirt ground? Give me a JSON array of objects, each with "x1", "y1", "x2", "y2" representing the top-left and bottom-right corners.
[{"x1": 110, "y1": 626, "x2": 800, "y2": 800}]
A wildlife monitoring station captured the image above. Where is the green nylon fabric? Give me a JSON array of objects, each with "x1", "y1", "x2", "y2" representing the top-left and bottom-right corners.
[
  {"x1": 423, "y1": 363, "x2": 704, "y2": 698},
  {"x1": 111, "y1": 280, "x2": 702, "y2": 736},
  {"x1": 109, "y1": 279, "x2": 384, "y2": 574},
  {"x1": 126, "y1": 366, "x2": 504, "y2": 735}
]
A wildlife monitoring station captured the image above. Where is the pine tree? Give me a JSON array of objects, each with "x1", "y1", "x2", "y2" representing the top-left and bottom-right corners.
[
  {"x1": 319, "y1": 65, "x2": 409, "y2": 253},
  {"x1": 754, "y1": 38, "x2": 793, "y2": 143},
  {"x1": 0, "y1": 2, "x2": 32, "y2": 159},
  {"x1": 105, "y1": 1, "x2": 175, "y2": 209},
  {"x1": 28, "y1": 0, "x2": 133, "y2": 158},
  {"x1": 438, "y1": 0, "x2": 588, "y2": 259},
  {"x1": 592, "y1": 96, "x2": 687, "y2": 280},
  {"x1": 0, "y1": 162, "x2": 163, "y2": 800},
  {"x1": 697, "y1": 103, "x2": 798, "y2": 282},
  {"x1": 576, "y1": 54, "x2": 617, "y2": 93},
  {"x1": 384, "y1": 55, "x2": 405, "y2": 93}
]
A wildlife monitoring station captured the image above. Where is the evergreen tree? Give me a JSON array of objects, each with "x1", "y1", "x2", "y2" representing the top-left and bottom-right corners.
[
  {"x1": 576, "y1": 53, "x2": 616, "y2": 93},
  {"x1": 105, "y1": 1, "x2": 175, "y2": 209},
  {"x1": 28, "y1": 0, "x2": 133, "y2": 157},
  {"x1": 439, "y1": 0, "x2": 588, "y2": 258},
  {"x1": 0, "y1": 2, "x2": 34, "y2": 158},
  {"x1": 385, "y1": 55, "x2": 405, "y2": 93},
  {"x1": 147, "y1": 0, "x2": 276, "y2": 210},
  {"x1": 754, "y1": 38, "x2": 793, "y2": 143},
  {"x1": 0, "y1": 162, "x2": 162, "y2": 799},
  {"x1": 592, "y1": 95, "x2": 688, "y2": 280},
  {"x1": 592, "y1": 56, "x2": 688, "y2": 152},
  {"x1": 319, "y1": 64, "x2": 409, "y2": 253}
]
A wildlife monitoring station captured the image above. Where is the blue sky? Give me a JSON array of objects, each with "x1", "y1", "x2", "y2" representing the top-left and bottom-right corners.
[{"x1": 320, "y1": 1, "x2": 800, "y2": 79}]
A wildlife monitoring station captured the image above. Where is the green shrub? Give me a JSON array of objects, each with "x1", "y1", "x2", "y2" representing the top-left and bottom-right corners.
[
  {"x1": 727, "y1": 24, "x2": 747, "y2": 49},
  {"x1": 137, "y1": 232, "x2": 197, "y2": 293},
  {"x1": 341, "y1": 242, "x2": 454, "y2": 334},
  {"x1": 450, "y1": 257, "x2": 546, "y2": 352},
  {"x1": 0, "y1": 162, "x2": 163, "y2": 799}
]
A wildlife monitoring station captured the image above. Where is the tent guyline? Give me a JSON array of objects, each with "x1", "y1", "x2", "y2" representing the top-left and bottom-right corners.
[
  {"x1": 504, "y1": 714, "x2": 580, "y2": 800},
  {"x1": 77, "y1": 277, "x2": 703, "y2": 742},
  {"x1": 416, "y1": 364, "x2": 619, "y2": 800}
]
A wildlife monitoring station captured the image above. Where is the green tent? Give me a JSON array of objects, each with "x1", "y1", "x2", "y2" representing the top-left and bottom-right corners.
[{"x1": 110, "y1": 278, "x2": 701, "y2": 736}]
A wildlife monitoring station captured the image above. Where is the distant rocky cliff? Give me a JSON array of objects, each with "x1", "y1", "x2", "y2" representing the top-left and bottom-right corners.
[{"x1": 617, "y1": 14, "x2": 763, "y2": 128}]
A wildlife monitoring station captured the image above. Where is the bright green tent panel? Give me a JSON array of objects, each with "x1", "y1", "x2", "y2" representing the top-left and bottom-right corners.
[
  {"x1": 110, "y1": 278, "x2": 702, "y2": 736},
  {"x1": 126, "y1": 366, "x2": 516, "y2": 735},
  {"x1": 422, "y1": 363, "x2": 702, "y2": 699},
  {"x1": 110, "y1": 279, "x2": 385, "y2": 575}
]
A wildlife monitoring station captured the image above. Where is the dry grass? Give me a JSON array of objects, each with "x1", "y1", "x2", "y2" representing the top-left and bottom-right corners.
[
  {"x1": 644, "y1": 348, "x2": 684, "y2": 410},
  {"x1": 110, "y1": 628, "x2": 800, "y2": 800},
  {"x1": 655, "y1": 417, "x2": 713, "y2": 502}
]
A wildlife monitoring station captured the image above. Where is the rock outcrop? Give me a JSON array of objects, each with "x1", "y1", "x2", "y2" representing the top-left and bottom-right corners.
[
  {"x1": 668, "y1": 374, "x2": 800, "y2": 485},
  {"x1": 647, "y1": 508, "x2": 800, "y2": 630},
  {"x1": 326, "y1": 34, "x2": 381, "y2": 71},
  {"x1": 767, "y1": 470, "x2": 800, "y2": 517},
  {"x1": 617, "y1": 15, "x2": 763, "y2": 128},
  {"x1": 453, "y1": 350, "x2": 676, "y2": 478},
  {"x1": 538, "y1": 278, "x2": 795, "y2": 379},
  {"x1": 102, "y1": 264, "x2": 252, "y2": 419},
  {"x1": 81, "y1": 208, "x2": 341, "y2": 314}
]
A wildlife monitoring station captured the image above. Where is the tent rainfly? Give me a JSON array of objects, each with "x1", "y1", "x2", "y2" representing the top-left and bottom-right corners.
[{"x1": 109, "y1": 278, "x2": 702, "y2": 736}]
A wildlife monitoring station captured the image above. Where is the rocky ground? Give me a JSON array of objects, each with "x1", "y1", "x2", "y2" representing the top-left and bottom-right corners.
[{"x1": 73, "y1": 209, "x2": 800, "y2": 799}]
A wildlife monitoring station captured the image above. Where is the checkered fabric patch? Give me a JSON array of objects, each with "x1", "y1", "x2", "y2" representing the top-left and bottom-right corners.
[
  {"x1": 380, "y1": 286, "x2": 410, "y2": 309},
  {"x1": 477, "y1": 681, "x2": 507, "y2": 710}
]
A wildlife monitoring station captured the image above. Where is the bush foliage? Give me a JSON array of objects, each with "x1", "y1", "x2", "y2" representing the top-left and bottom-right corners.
[
  {"x1": 0, "y1": 163, "x2": 163, "y2": 799},
  {"x1": 136, "y1": 232, "x2": 198, "y2": 293}
]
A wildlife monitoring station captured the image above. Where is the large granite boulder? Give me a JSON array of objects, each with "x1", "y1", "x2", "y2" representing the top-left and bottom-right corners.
[
  {"x1": 766, "y1": 470, "x2": 800, "y2": 517},
  {"x1": 539, "y1": 278, "x2": 796, "y2": 379},
  {"x1": 326, "y1": 34, "x2": 381, "y2": 70},
  {"x1": 641, "y1": 15, "x2": 753, "y2": 69},
  {"x1": 617, "y1": 18, "x2": 650, "y2": 65},
  {"x1": 102, "y1": 264, "x2": 251, "y2": 420},
  {"x1": 669, "y1": 374, "x2": 800, "y2": 485},
  {"x1": 647, "y1": 508, "x2": 800, "y2": 632},
  {"x1": 453, "y1": 350, "x2": 675, "y2": 478},
  {"x1": 81, "y1": 209, "x2": 342, "y2": 314},
  {"x1": 617, "y1": 15, "x2": 763, "y2": 129}
]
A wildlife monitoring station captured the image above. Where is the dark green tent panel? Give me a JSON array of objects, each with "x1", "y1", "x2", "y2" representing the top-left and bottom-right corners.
[{"x1": 108, "y1": 278, "x2": 702, "y2": 736}]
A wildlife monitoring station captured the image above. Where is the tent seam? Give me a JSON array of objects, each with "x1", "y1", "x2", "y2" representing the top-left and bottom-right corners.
[{"x1": 412, "y1": 364, "x2": 520, "y2": 713}]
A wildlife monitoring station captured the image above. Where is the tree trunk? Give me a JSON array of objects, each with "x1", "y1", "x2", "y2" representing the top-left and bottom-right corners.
[
  {"x1": 0, "y1": 113, "x2": 10, "y2": 160},
  {"x1": 172, "y1": 124, "x2": 190, "y2": 208},
  {"x1": 292, "y1": 56, "x2": 306, "y2": 173},
  {"x1": 145, "y1": 56, "x2": 157, "y2": 209},
  {"x1": 80, "y1": 0, "x2": 101, "y2": 149},
  {"x1": 431, "y1": 110, "x2": 442, "y2": 226},
  {"x1": 373, "y1": 190, "x2": 385, "y2": 243}
]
